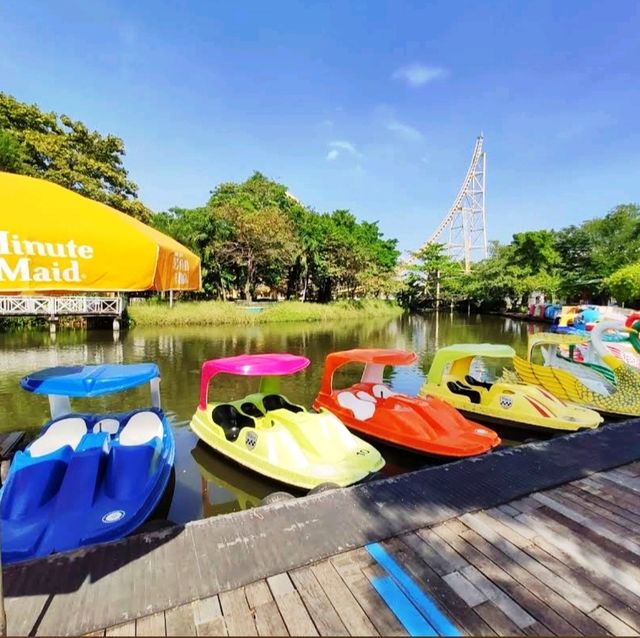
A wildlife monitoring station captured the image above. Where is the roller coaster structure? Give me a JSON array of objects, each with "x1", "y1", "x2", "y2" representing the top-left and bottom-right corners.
[{"x1": 423, "y1": 135, "x2": 488, "y2": 272}]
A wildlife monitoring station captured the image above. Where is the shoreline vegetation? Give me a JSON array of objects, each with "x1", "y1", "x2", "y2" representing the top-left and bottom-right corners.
[{"x1": 127, "y1": 299, "x2": 403, "y2": 327}]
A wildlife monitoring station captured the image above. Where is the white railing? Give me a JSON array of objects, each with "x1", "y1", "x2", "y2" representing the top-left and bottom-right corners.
[{"x1": 0, "y1": 296, "x2": 123, "y2": 316}]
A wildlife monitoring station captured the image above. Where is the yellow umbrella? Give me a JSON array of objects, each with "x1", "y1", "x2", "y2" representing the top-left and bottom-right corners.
[{"x1": 0, "y1": 172, "x2": 201, "y2": 292}]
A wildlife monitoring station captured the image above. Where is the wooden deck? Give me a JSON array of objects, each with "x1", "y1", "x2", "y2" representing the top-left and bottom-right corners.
[
  {"x1": 97, "y1": 461, "x2": 640, "y2": 636},
  {"x1": 5, "y1": 419, "x2": 640, "y2": 636}
]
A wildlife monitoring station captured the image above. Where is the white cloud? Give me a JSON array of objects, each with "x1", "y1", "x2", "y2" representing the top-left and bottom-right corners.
[
  {"x1": 386, "y1": 120, "x2": 424, "y2": 141},
  {"x1": 325, "y1": 140, "x2": 362, "y2": 161},
  {"x1": 329, "y1": 140, "x2": 358, "y2": 154},
  {"x1": 392, "y1": 64, "x2": 446, "y2": 87}
]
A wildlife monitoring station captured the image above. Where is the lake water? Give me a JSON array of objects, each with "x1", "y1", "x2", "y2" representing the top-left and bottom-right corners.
[{"x1": 0, "y1": 312, "x2": 547, "y2": 526}]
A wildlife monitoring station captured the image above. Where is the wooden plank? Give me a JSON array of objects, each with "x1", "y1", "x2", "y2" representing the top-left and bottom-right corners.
[
  {"x1": 136, "y1": 612, "x2": 166, "y2": 636},
  {"x1": 532, "y1": 492, "x2": 640, "y2": 557},
  {"x1": 591, "y1": 607, "x2": 639, "y2": 636},
  {"x1": 219, "y1": 589, "x2": 257, "y2": 637},
  {"x1": 578, "y1": 475, "x2": 640, "y2": 514},
  {"x1": 105, "y1": 621, "x2": 136, "y2": 636},
  {"x1": 506, "y1": 496, "x2": 544, "y2": 514},
  {"x1": 568, "y1": 481, "x2": 640, "y2": 526},
  {"x1": 245, "y1": 581, "x2": 288, "y2": 637},
  {"x1": 409, "y1": 528, "x2": 469, "y2": 575},
  {"x1": 461, "y1": 510, "x2": 598, "y2": 612},
  {"x1": 478, "y1": 508, "x2": 640, "y2": 631},
  {"x1": 561, "y1": 484, "x2": 640, "y2": 538},
  {"x1": 383, "y1": 536, "x2": 495, "y2": 636},
  {"x1": 473, "y1": 601, "x2": 524, "y2": 636},
  {"x1": 433, "y1": 520, "x2": 572, "y2": 635},
  {"x1": 165, "y1": 603, "x2": 196, "y2": 636},
  {"x1": 330, "y1": 549, "x2": 408, "y2": 637},
  {"x1": 193, "y1": 595, "x2": 226, "y2": 636},
  {"x1": 602, "y1": 469, "x2": 640, "y2": 493},
  {"x1": 457, "y1": 522, "x2": 606, "y2": 635},
  {"x1": 244, "y1": 581, "x2": 272, "y2": 608},
  {"x1": 460, "y1": 565, "x2": 536, "y2": 629},
  {"x1": 267, "y1": 573, "x2": 319, "y2": 637},
  {"x1": 537, "y1": 505, "x2": 640, "y2": 570},
  {"x1": 496, "y1": 504, "x2": 521, "y2": 517},
  {"x1": 573, "y1": 479, "x2": 640, "y2": 526},
  {"x1": 442, "y1": 571, "x2": 488, "y2": 607},
  {"x1": 515, "y1": 510, "x2": 640, "y2": 599},
  {"x1": 289, "y1": 567, "x2": 349, "y2": 636},
  {"x1": 310, "y1": 560, "x2": 378, "y2": 636}
]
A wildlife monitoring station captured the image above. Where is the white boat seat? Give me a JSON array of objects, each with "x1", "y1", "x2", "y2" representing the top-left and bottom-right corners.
[
  {"x1": 93, "y1": 418, "x2": 120, "y2": 435},
  {"x1": 356, "y1": 391, "x2": 376, "y2": 403},
  {"x1": 372, "y1": 384, "x2": 397, "y2": 399},
  {"x1": 29, "y1": 417, "x2": 88, "y2": 458},
  {"x1": 119, "y1": 411, "x2": 164, "y2": 447},
  {"x1": 337, "y1": 392, "x2": 376, "y2": 420}
]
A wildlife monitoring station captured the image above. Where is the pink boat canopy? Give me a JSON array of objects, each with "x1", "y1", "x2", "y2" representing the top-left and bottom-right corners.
[{"x1": 199, "y1": 353, "x2": 310, "y2": 408}]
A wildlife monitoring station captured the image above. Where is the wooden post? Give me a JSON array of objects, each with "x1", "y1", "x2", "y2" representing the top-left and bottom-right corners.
[{"x1": 169, "y1": 290, "x2": 174, "y2": 308}]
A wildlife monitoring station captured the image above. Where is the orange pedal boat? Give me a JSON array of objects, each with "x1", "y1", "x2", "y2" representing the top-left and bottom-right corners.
[{"x1": 313, "y1": 349, "x2": 501, "y2": 458}]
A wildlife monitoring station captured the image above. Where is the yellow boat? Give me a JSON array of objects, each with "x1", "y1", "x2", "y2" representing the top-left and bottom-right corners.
[
  {"x1": 190, "y1": 353, "x2": 384, "y2": 490},
  {"x1": 421, "y1": 344, "x2": 602, "y2": 431},
  {"x1": 513, "y1": 321, "x2": 640, "y2": 417}
]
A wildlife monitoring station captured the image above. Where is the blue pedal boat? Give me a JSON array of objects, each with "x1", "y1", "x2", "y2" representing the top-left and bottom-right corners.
[{"x1": 0, "y1": 363, "x2": 175, "y2": 565}]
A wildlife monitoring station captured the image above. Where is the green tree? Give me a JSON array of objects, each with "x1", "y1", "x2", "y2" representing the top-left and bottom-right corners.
[
  {"x1": 398, "y1": 244, "x2": 462, "y2": 309},
  {"x1": 0, "y1": 92, "x2": 151, "y2": 221},
  {"x1": 510, "y1": 230, "x2": 560, "y2": 274},
  {"x1": 207, "y1": 174, "x2": 298, "y2": 301},
  {"x1": 0, "y1": 128, "x2": 25, "y2": 172},
  {"x1": 606, "y1": 262, "x2": 640, "y2": 306}
]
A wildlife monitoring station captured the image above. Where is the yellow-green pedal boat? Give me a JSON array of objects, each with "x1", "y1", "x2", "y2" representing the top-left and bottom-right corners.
[{"x1": 190, "y1": 353, "x2": 384, "y2": 490}]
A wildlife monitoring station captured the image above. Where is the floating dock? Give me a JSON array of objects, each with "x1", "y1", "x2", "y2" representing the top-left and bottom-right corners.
[{"x1": 4, "y1": 419, "x2": 640, "y2": 636}]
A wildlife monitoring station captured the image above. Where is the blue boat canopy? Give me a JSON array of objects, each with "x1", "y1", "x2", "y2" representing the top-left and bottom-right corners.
[{"x1": 20, "y1": 363, "x2": 160, "y2": 397}]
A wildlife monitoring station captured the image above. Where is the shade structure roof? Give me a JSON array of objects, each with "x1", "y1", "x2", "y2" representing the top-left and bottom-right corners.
[
  {"x1": 21, "y1": 363, "x2": 160, "y2": 397},
  {"x1": 0, "y1": 172, "x2": 201, "y2": 292},
  {"x1": 323, "y1": 349, "x2": 417, "y2": 368},
  {"x1": 199, "y1": 353, "x2": 310, "y2": 408}
]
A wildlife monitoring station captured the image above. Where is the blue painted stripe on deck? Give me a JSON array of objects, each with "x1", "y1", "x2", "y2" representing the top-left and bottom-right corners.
[
  {"x1": 371, "y1": 575, "x2": 437, "y2": 636},
  {"x1": 367, "y1": 542, "x2": 461, "y2": 637}
]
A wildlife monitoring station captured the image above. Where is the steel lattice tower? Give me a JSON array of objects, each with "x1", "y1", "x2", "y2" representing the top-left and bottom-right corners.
[{"x1": 423, "y1": 135, "x2": 488, "y2": 272}]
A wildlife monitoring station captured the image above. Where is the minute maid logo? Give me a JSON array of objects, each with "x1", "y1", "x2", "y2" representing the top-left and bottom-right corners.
[
  {"x1": 172, "y1": 252, "x2": 190, "y2": 287},
  {"x1": 0, "y1": 231, "x2": 94, "y2": 283}
]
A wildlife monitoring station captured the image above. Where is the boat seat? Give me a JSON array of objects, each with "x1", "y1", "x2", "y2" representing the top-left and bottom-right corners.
[
  {"x1": 241, "y1": 402, "x2": 265, "y2": 418},
  {"x1": 465, "y1": 375, "x2": 493, "y2": 391},
  {"x1": 356, "y1": 390, "x2": 376, "y2": 403},
  {"x1": 119, "y1": 411, "x2": 164, "y2": 447},
  {"x1": 212, "y1": 404, "x2": 255, "y2": 442},
  {"x1": 447, "y1": 381, "x2": 482, "y2": 405},
  {"x1": 29, "y1": 417, "x2": 88, "y2": 458},
  {"x1": 337, "y1": 391, "x2": 376, "y2": 420},
  {"x1": 93, "y1": 418, "x2": 120, "y2": 435},
  {"x1": 372, "y1": 384, "x2": 397, "y2": 399},
  {"x1": 263, "y1": 394, "x2": 303, "y2": 414}
]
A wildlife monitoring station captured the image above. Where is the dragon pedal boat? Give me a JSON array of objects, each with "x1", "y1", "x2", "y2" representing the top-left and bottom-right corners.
[
  {"x1": 190, "y1": 353, "x2": 384, "y2": 490},
  {"x1": 514, "y1": 321, "x2": 640, "y2": 417},
  {"x1": 314, "y1": 349, "x2": 500, "y2": 457},
  {"x1": 421, "y1": 344, "x2": 602, "y2": 431},
  {"x1": 0, "y1": 364, "x2": 175, "y2": 565}
]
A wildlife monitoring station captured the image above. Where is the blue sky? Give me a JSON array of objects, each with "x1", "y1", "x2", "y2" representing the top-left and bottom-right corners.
[{"x1": 1, "y1": 1, "x2": 639, "y2": 254}]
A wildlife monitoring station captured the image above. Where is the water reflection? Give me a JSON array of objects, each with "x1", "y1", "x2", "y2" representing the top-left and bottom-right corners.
[{"x1": 0, "y1": 312, "x2": 549, "y2": 524}]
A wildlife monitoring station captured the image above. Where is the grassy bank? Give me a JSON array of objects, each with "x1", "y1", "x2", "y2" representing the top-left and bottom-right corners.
[{"x1": 127, "y1": 299, "x2": 403, "y2": 327}]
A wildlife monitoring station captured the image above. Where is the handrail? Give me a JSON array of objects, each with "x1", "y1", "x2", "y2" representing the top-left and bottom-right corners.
[{"x1": 0, "y1": 296, "x2": 123, "y2": 316}]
